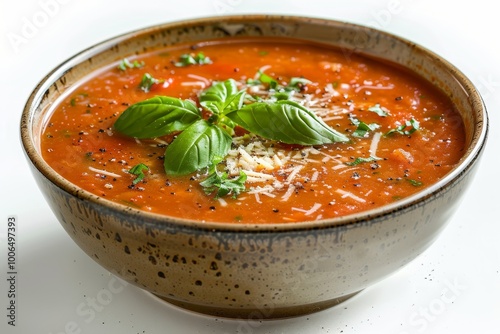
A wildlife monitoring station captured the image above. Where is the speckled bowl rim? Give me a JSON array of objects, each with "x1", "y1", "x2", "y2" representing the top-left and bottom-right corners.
[{"x1": 21, "y1": 14, "x2": 488, "y2": 233}]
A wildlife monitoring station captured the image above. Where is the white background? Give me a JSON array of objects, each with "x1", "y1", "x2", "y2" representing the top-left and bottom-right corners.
[{"x1": 1, "y1": 0, "x2": 499, "y2": 333}]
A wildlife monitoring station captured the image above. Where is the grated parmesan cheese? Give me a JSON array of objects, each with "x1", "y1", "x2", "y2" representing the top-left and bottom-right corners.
[{"x1": 89, "y1": 166, "x2": 122, "y2": 178}]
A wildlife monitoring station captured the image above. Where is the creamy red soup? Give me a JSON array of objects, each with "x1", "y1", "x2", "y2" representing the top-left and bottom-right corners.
[{"x1": 41, "y1": 37, "x2": 465, "y2": 224}]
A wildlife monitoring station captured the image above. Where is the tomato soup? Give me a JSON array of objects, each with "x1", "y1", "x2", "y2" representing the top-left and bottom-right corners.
[{"x1": 41, "y1": 37, "x2": 466, "y2": 224}]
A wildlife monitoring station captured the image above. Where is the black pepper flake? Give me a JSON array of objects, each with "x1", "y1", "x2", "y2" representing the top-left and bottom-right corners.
[
  {"x1": 99, "y1": 148, "x2": 106, "y2": 152},
  {"x1": 395, "y1": 96, "x2": 403, "y2": 101},
  {"x1": 209, "y1": 206, "x2": 216, "y2": 211},
  {"x1": 272, "y1": 208, "x2": 279, "y2": 213}
]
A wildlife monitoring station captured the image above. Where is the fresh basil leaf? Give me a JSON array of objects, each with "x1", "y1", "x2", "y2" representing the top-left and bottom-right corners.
[
  {"x1": 114, "y1": 96, "x2": 201, "y2": 138},
  {"x1": 368, "y1": 103, "x2": 389, "y2": 117},
  {"x1": 226, "y1": 100, "x2": 348, "y2": 145},
  {"x1": 164, "y1": 120, "x2": 232, "y2": 175},
  {"x1": 200, "y1": 79, "x2": 246, "y2": 115}
]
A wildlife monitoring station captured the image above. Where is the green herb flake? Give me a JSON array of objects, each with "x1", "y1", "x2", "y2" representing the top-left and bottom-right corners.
[
  {"x1": 257, "y1": 70, "x2": 278, "y2": 90},
  {"x1": 350, "y1": 116, "x2": 380, "y2": 138},
  {"x1": 200, "y1": 169, "x2": 247, "y2": 199},
  {"x1": 407, "y1": 179, "x2": 423, "y2": 187},
  {"x1": 368, "y1": 103, "x2": 389, "y2": 117},
  {"x1": 345, "y1": 156, "x2": 380, "y2": 166},
  {"x1": 118, "y1": 58, "x2": 145, "y2": 71},
  {"x1": 386, "y1": 118, "x2": 420, "y2": 136},
  {"x1": 69, "y1": 93, "x2": 88, "y2": 107},
  {"x1": 128, "y1": 163, "x2": 149, "y2": 185},
  {"x1": 139, "y1": 73, "x2": 161, "y2": 92},
  {"x1": 175, "y1": 52, "x2": 212, "y2": 67},
  {"x1": 288, "y1": 77, "x2": 312, "y2": 90}
]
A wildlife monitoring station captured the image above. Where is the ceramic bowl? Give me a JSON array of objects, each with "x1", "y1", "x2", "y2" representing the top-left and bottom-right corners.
[{"x1": 21, "y1": 15, "x2": 488, "y2": 318}]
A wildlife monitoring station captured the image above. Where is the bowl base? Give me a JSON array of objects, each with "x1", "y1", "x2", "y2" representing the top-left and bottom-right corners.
[{"x1": 150, "y1": 291, "x2": 361, "y2": 319}]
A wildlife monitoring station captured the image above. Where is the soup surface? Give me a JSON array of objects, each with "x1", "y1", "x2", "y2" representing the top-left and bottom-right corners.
[{"x1": 41, "y1": 37, "x2": 465, "y2": 224}]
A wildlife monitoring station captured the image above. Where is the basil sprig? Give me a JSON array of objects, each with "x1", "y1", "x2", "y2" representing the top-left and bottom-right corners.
[{"x1": 114, "y1": 78, "x2": 348, "y2": 177}]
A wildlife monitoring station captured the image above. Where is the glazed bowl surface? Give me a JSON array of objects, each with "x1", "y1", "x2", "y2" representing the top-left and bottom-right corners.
[{"x1": 21, "y1": 15, "x2": 487, "y2": 318}]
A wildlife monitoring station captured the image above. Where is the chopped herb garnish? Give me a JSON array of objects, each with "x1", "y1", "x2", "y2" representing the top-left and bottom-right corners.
[
  {"x1": 200, "y1": 166, "x2": 247, "y2": 199},
  {"x1": 129, "y1": 163, "x2": 149, "y2": 185},
  {"x1": 255, "y1": 70, "x2": 312, "y2": 93},
  {"x1": 346, "y1": 156, "x2": 381, "y2": 166},
  {"x1": 288, "y1": 77, "x2": 312, "y2": 89},
  {"x1": 386, "y1": 118, "x2": 420, "y2": 136},
  {"x1": 256, "y1": 70, "x2": 279, "y2": 89},
  {"x1": 118, "y1": 58, "x2": 145, "y2": 71},
  {"x1": 368, "y1": 103, "x2": 389, "y2": 117},
  {"x1": 349, "y1": 116, "x2": 380, "y2": 138},
  {"x1": 139, "y1": 73, "x2": 161, "y2": 92},
  {"x1": 69, "y1": 93, "x2": 88, "y2": 106},
  {"x1": 174, "y1": 52, "x2": 212, "y2": 67},
  {"x1": 407, "y1": 179, "x2": 423, "y2": 187}
]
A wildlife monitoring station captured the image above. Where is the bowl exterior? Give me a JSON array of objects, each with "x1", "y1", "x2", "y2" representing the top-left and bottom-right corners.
[
  {"x1": 28, "y1": 156, "x2": 481, "y2": 318},
  {"x1": 21, "y1": 15, "x2": 488, "y2": 318}
]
